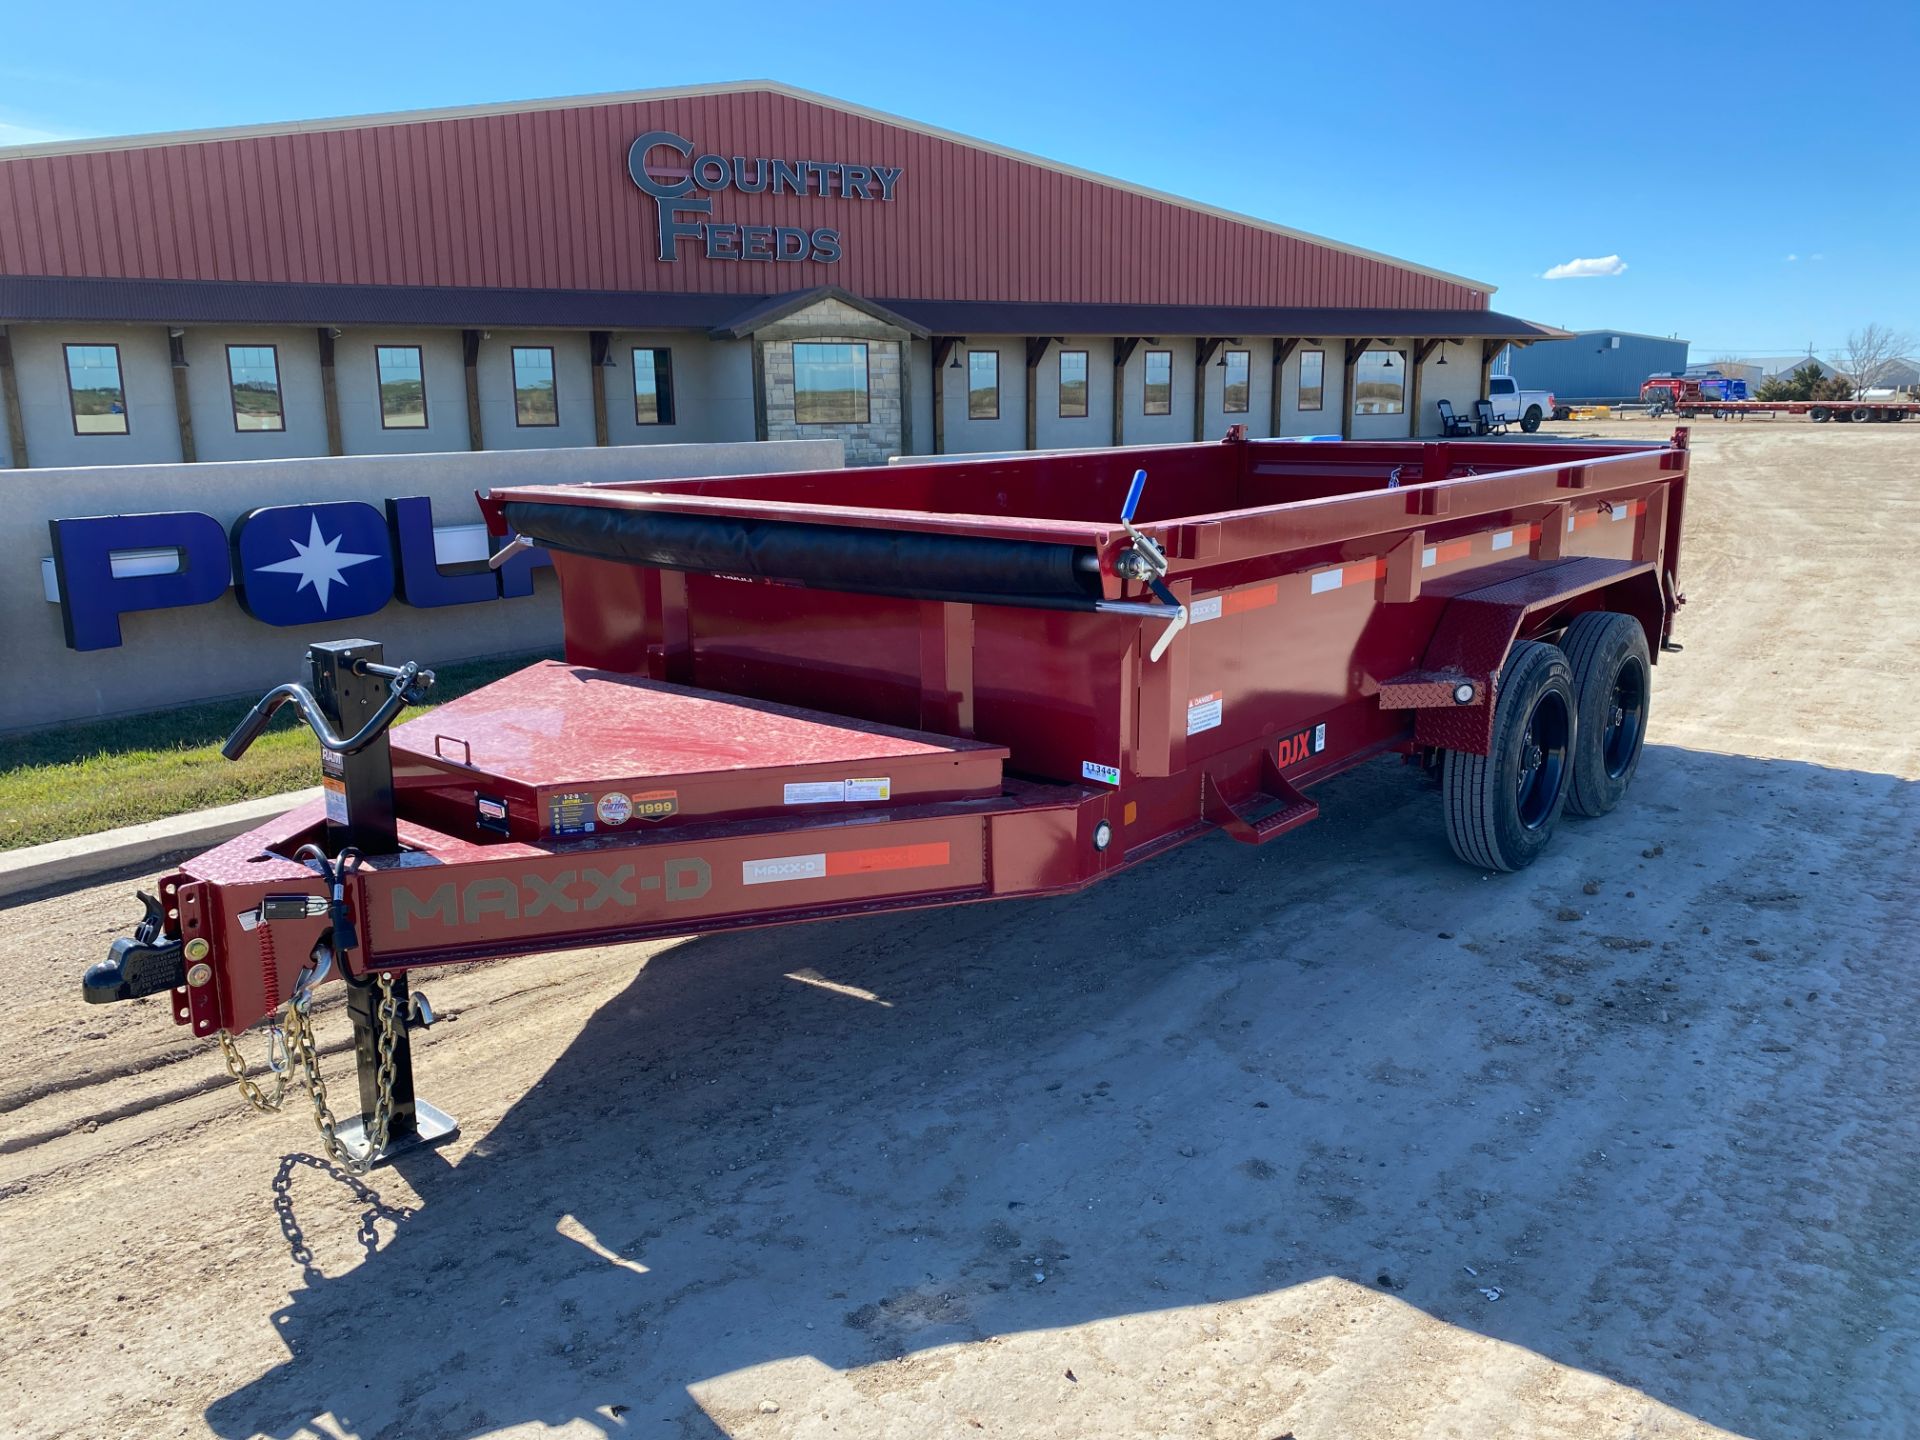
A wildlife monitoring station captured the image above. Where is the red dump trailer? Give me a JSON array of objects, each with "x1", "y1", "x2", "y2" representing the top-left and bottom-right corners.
[{"x1": 84, "y1": 428, "x2": 1691, "y2": 1168}]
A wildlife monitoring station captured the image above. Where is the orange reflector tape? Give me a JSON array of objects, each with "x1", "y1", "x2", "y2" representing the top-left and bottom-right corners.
[
  {"x1": 1222, "y1": 582, "x2": 1279, "y2": 615},
  {"x1": 1123, "y1": 801, "x2": 1138, "y2": 825},
  {"x1": 823, "y1": 842, "x2": 951, "y2": 877}
]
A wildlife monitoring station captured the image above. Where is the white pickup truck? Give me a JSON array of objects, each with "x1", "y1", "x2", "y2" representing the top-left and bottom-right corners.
[{"x1": 1486, "y1": 375, "x2": 1557, "y2": 432}]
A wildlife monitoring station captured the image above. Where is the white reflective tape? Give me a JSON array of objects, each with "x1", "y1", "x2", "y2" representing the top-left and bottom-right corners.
[
  {"x1": 1189, "y1": 595, "x2": 1224, "y2": 624},
  {"x1": 1310, "y1": 569, "x2": 1343, "y2": 594},
  {"x1": 1567, "y1": 514, "x2": 1577, "y2": 532},
  {"x1": 1421, "y1": 546, "x2": 1437, "y2": 569},
  {"x1": 743, "y1": 854, "x2": 828, "y2": 885},
  {"x1": 1491, "y1": 530, "x2": 1515, "y2": 552},
  {"x1": 1609, "y1": 502, "x2": 1629, "y2": 521}
]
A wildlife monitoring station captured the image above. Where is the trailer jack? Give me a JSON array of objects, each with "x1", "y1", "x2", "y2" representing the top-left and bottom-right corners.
[{"x1": 90, "y1": 639, "x2": 458, "y2": 1172}]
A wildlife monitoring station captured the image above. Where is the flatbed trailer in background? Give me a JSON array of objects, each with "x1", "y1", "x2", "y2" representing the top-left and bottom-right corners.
[
  {"x1": 1660, "y1": 398, "x2": 1917, "y2": 423},
  {"x1": 84, "y1": 427, "x2": 1692, "y2": 1170}
]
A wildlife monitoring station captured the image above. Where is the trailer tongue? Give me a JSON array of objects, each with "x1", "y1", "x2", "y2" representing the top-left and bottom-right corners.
[{"x1": 84, "y1": 429, "x2": 1691, "y2": 1171}]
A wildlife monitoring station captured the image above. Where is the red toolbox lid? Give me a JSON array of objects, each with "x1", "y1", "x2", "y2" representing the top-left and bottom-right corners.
[{"x1": 390, "y1": 661, "x2": 1007, "y2": 841}]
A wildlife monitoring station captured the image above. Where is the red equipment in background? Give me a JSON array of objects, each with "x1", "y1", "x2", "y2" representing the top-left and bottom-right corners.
[{"x1": 85, "y1": 429, "x2": 1690, "y2": 1168}]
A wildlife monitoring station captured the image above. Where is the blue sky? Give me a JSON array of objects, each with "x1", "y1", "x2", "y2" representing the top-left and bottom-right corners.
[{"x1": 3, "y1": 1, "x2": 1913, "y2": 358}]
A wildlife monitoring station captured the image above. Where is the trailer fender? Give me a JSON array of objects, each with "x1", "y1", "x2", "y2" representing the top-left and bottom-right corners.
[{"x1": 1380, "y1": 556, "x2": 1655, "y2": 755}]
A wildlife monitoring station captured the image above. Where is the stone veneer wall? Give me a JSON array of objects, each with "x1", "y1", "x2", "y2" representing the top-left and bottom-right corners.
[{"x1": 756, "y1": 297, "x2": 909, "y2": 466}]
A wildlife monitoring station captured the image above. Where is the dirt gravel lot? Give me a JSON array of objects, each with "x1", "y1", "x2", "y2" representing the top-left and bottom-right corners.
[{"x1": 3, "y1": 418, "x2": 1917, "y2": 1440}]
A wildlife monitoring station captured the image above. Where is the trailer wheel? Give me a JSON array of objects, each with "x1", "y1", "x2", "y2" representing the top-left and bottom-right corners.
[
  {"x1": 1521, "y1": 406, "x2": 1543, "y2": 433},
  {"x1": 1442, "y1": 640, "x2": 1576, "y2": 872},
  {"x1": 1560, "y1": 612, "x2": 1650, "y2": 817},
  {"x1": 1852, "y1": 406, "x2": 1873, "y2": 423},
  {"x1": 1810, "y1": 406, "x2": 1831, "y2": 422}
]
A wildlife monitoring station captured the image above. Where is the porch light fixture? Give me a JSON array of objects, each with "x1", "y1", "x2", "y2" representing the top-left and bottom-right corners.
[{"x1": 1437, "y1": 343, "x2": 1448, "y2": 366}]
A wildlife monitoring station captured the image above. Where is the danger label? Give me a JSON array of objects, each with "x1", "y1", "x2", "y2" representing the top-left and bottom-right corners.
[{"x1": 1186, "y1": 691, "x2": 1223, "y2": 736}]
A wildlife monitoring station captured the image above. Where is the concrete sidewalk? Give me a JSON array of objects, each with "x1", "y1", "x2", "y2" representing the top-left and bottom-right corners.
[{"x1": 0, "y1": 788, "x2": 319, "y2": 904}]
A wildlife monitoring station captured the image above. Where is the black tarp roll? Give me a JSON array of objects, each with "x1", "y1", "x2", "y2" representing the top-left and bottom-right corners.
[{"x1": 502, "y1": 500, "x2": 1104, "y2": 607}]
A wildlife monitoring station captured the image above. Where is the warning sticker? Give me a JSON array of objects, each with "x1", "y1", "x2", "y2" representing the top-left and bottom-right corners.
[
  {"x1": 1082, "y1": 760, "x2": 1121, "y2": 786},
  {"x1": 845, "y1": 777, "x2": 892, "y2": 803},
  {"x1": 1186, "y1": 691, "x2": 1224, "y2": 736},
  {"x1": 784, "y1": 781, "x2": 848, "y2": 806},
  {"x1": 548, "y1": 791, "x2": 596, "y2": 836},
  {"x1": 322, "y1": 780, "x2": 347, "y2": 824},
  {"x1": 596, "y1": 792, "x2": 634, "y2": 826}
]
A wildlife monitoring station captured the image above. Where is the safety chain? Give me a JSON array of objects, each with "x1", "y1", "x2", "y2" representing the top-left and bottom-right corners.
[
  {"x1": 292, "y1": 971, "x2": 399, "y2": 1177},
  {"x1": 218, "y1": 1023, "x2": 292, "y2": 1113},
  {"x1": 219, "y1": 966, "x2": 401, "y2": 1177}
]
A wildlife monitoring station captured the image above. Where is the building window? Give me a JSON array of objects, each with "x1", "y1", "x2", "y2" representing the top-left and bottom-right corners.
[
  {"x1": 792, "y1": 341, "x2": 870, "y2": 424},
  {"x1": 64, "y1": 344, "x2": 128, "y2": 435},
  {"x1": 1143, "y1": 349, "x2": 1172, "y2": 415},
  {"x1": 967, "y1": 351, "x2": 999, "y2": 420},
  {"x1": 1353, "y1": 349, "x2": 1405, "y2": 415},
  {"x1": 512, "y1": 346, "x2": 558, "y2": 426},
  {"x1": 1298, "y1": 349, "x2": 1325, "y2": 412},
  {"x1": 1222, "y1": 350, "x2": 1250, "y2": 413},
  {"x1": 226, "y1": 345, "x2": 284, "y2": 431},
  {"x1": 376, "y1": 346, "x2": 428, "y2": 429},
  {"x1": 1058, "y1": 350, "x2": 1088, "y2": 418},
  {"x1": 633, "y1": 347, "x2": 675, "y2": 425}
]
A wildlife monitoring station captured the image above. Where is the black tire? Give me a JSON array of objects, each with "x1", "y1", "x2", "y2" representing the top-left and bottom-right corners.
[
  {"x1": 1442, "y1": 640, "x2": 1577, "y2": 872},
  {"x1": 1553, "y1": 406, "x2": 1571, "y2": 421},
  {"x1": 1521, "y1": 406, "x2": 1543, "y2": 433},
  {"x1": 1560, "y1": 612, "x2": 1651, "y2": 817},
  {"x1": 1851, "y1": 406, "x2": 1872, "y2": 423},
  {"x1": 1810, "y1": 406, "x2": 1830, "y2": 422}
]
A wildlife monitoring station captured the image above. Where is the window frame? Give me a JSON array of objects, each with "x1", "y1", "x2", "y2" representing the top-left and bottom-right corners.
[
  {"x1": 1057, "y1": 349, "x2": 1089, "y2": 418},
  {"x1": 1351, "y1": 348, "x2": 1407, "y2": 417},
  {"x1": 375, "y1": 345, "x2": 430, "y2": 430},
  {"x1": 1297, "y1": 349, "x2": 1325, "y2": 412},
  {"x1": 792, "y1": 340, "x2": 872, "y2": 426},
  {"x1": 224, "y1": 343, "x2": 286, "y2": 433},
  {"x1": 966, "y1": 349, "x2": 1000, "y2": 421},
  {"x1": 63, "y1": 342, "x2": 129, "y2": 436},
  {"x1": 1221, "y1": 349, "x2": 1251, "y2": 414},
  {"x1": 1142, "y1": 349, "x2": 1173, "y2": 416},
  {"x1": 632, "y1": 346, "x2": 676, "y2": 426},
  {"x1": 511, "y1": 345, "x2": 560, "y2": 428}
]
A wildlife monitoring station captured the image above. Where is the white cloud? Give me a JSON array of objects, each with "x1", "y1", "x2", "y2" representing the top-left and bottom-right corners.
[
  {"x1": 1542, "y1": 254, "x2": 1628, "y2": 280},
  {"x1": 0, "y1": 120, "x2": 71, "y2": 149},
  {"x1": 1785, "y1": 253, "x2": 1799, "y2": 262}
]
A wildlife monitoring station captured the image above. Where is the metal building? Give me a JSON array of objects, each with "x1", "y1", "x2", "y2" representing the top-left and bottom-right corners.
[
  {"x1": 1508, "y1": 330, "x2": 1689, "y2": 405},
  {"x1": 0, "y1": 81, "x2": 1562, "y2": 468}
]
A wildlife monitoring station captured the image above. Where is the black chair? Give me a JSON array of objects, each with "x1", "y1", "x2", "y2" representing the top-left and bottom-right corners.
[
  {"x1": 1474, "y1": 399, "x2": 1509, "y2": 435},
  {"x1": 1436, "y1": 399, "x2": 1475, "y2": 437}
]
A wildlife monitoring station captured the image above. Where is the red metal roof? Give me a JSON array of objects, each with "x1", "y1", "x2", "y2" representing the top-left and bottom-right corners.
[{"x1": 0, "y1": 83, "x2": 1492, "y2": 312}]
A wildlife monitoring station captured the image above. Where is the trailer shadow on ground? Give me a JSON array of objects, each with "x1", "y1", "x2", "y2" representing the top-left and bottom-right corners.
[{"x1": 203, "y1": 743, "x2": 1919, "y2": 1439}]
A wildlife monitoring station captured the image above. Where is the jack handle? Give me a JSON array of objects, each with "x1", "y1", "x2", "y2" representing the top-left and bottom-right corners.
[{"x1": 221, "y1": 659, "x2": 435, "y2": 762}]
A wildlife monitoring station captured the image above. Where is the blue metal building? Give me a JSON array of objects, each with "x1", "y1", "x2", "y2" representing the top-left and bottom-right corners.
[{"x1": 1508, "y1": 330, "x2": 1689, "y2": 405}]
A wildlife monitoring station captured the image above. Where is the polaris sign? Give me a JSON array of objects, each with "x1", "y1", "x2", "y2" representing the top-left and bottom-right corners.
[
  {"x1": 47, "y1": 499, "x2": 550, "y2": 651},
  {"x1": 628, "y1": 130, "x2": 903, "y2": 265}
]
